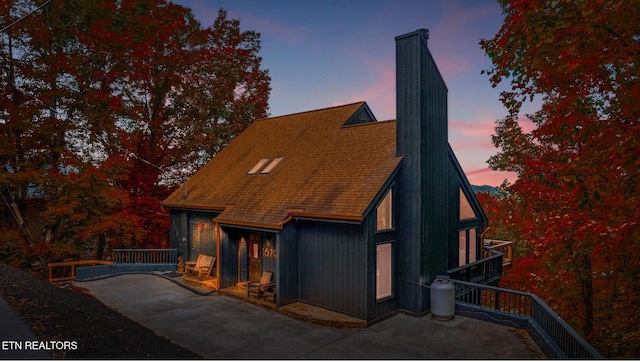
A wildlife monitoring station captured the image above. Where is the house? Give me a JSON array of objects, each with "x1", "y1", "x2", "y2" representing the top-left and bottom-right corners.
[{"x1": 162, "y1": 29, "x2": 490, "y2": 323}]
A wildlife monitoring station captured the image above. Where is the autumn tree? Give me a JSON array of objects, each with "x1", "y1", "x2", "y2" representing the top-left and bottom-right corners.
[
  {"x1": 1, "y1": 0, "x2": 270, "y2": 268},
  {"x1": 481, "y1": 0, "x2": 639, "y2": 357}
]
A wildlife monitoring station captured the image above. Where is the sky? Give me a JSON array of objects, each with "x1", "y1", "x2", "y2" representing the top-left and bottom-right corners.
[{"x1": 173, "y1": 0, "x2": 535, "y2": 187}]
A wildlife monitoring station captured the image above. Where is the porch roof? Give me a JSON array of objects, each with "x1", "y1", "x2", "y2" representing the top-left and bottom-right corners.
[{"x1": 162, "y1": 102, "x2": 401, "y2": 229}]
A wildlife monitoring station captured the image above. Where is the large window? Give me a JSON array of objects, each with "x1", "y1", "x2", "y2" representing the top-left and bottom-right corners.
[
  {"x1": 376, "y1": 189, "x2": 393, "y2": 231},
  {"x1": 376, "y1": 243, "x2": 393, "y2": 300},
  {"x1": 459, "y1": 188, "x2": 477, "y2": 221},
  {"x1": 459, "y1": 228, "x2": 477, "y2": 266}
]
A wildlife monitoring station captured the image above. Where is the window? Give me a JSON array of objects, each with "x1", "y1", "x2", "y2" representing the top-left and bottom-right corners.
[
  {"x1": 248, "y1": 158, "x2": 270, "y2": 174},
  {"x1": 459, "y1": 188, "x2": 477, "y2": 221},
  {"x1": 376, "y1": 243, "x2": 393, "y2": 300},
  {"x1": 376, "y1": 189, "x2": 393, "y2": 231},
  {"x1": 459, "y1": 228, "x2": 478, "y2": 266},
  {"x1": 469, "y1": 228, "x2": 477, "y2": 263},
  {"x1": 261, "y1": 157, "x2": 283, "y2": 174}
]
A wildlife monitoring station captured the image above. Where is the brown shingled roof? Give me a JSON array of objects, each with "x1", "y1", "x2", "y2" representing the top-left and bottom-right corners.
[{"x1": 162, "y1": 102, "x2": 401, "y2": 229}]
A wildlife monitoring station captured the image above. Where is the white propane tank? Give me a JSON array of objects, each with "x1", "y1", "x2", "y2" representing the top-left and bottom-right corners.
[{"x1": 430, "y1": 275, "x2": 455, "y2": 320}]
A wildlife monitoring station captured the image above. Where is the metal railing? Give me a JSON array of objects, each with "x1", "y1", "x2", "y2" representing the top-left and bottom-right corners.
[
  {"x1": 112, "y1": 249, "x2": 177, "y2": 264},
  {"x1": 453, "y1": 280, "x2": 602, "y2": 359},
  {"x1": 447, "y1": 251, "x2": 503, "y2": 285}
]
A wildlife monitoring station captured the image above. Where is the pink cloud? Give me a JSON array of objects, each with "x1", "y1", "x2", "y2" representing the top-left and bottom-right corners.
[
  {"x1": 450, "y1": 139, "x2": 495, "y2": 151},
  {"x1": 466, "y1": 167, "x2": 493, "y2": 176},
  {"x1": 336, "y1": 50, "x2": 396, "y2": 120},
  {"x1": 449, "y1": 118, "x2": 496, "y2": 137}
]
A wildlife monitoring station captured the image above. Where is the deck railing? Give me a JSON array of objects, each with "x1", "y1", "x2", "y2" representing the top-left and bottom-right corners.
[
  {"x1": 447, "y1": 250, "x2": 503, "y2": 285},
  {"x1": 112, "y1": 249, "x2": 177, "y2": 264},
  {"x1": 48, "y1": 260, "x2": 114, "y2": 282},
  {"x1": 453, "y1": 280, "x2": 602, "y2": 359},
  {"x1": 483, "y1": 239, "x2": 513, "y2": 267}
]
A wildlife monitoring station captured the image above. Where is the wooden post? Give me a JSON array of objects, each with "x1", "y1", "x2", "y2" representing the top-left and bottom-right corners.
[{"x1": 215, "y1": 221, "x2": 221, "y2": 289}]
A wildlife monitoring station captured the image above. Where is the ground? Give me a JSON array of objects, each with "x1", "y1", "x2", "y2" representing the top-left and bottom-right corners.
[{"x1": 0, "y1": 263, "x2": 201, "y2": 359}]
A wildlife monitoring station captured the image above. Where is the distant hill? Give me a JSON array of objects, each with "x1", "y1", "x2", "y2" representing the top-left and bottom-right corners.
[{"x1": 471, "y1": 185, "x2": 498, "y2": 194}]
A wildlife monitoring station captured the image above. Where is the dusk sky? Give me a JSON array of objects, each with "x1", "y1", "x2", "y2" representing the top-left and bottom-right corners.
[{"x1": 174, "y1": 0, "x2": 539, "y2": 186}]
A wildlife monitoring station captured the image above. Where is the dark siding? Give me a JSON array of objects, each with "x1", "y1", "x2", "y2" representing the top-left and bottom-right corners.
[
  {"x1": 277, "y1": 223, "x2": 298, "y2": 306},
  {"x1": 261, "y1": 235, "x2": 277, "y2": 279},
  {"x1": 169, "y1": 210, "x2": 218, "y2": 262},
  {"x1": 219, "y1": 228, "x2": 238, "y2": 288},
  {"x1": 395, "y1": 29, "x2": 449, "y2": 314},
  {"x1": 297, "y1": 220, "x2": 367, "y2": 319},
  {"x1": 366, "y1": 209, "x2": 398, "y2": 321},
  {"x1": 448, "y1": 164, "x2": 462, "y2": 268},
  {"x1": 186, "y1": 211, "x2": 217, "y2": 261},
  {"x1": 170, "y1": 210, "x2": 188, "y2": 259}
]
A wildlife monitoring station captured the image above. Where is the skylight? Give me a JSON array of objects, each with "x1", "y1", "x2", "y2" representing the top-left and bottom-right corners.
[
  {"x1": 248, "y1": 158, "x2": 270, "y2": 175},
  {"x1": 261, "y1": 157, "x2": 284, "y2": 174}
]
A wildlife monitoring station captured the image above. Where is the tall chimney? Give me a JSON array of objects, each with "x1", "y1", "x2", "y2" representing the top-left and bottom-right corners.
[{"x1": 395, "y1": 29, "x2": 449, "y2": 314}]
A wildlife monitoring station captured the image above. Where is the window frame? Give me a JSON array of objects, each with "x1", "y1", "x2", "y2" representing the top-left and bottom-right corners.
[
  {"x1": 459, "y1": 187, "x2": 477, "y2": 221},
  {"x1": 458, "y1": 228, "x2": 478, "y2": 266},
  {"x1": 376, "y1": 188, "x2": 394, "y2": 232},
  {"x1": 375, "y1": 241, "x2": 394, "y2": 301}
]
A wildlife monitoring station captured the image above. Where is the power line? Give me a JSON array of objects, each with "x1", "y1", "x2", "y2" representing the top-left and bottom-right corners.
[
  {"x1": 91, "y1": 130, "x2": 165, "y2": 172},
  {"x1": 0, "y1": 0, "x2": 53, "y2": 34}
]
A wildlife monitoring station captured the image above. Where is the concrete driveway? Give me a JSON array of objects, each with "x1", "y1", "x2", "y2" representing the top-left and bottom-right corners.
[{"x1": 75, "y1": 274, "x2": 542, "y2": 359}]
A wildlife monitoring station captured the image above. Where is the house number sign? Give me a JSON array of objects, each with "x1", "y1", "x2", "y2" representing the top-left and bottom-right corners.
[{"x1": 263, "y1": 247, "x2": 277, "y2": 258}]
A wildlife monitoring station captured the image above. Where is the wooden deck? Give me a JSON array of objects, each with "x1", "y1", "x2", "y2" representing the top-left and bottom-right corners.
[{"x1": 484, "y1": 239, "x2": 514, "y2": 268}]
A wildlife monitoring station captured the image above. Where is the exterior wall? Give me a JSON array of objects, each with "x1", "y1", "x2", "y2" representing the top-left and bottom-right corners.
[
  {"x1": 297, "y1": 220, "x2": 368, "y2": 319},
  {"x1": 447, "y1": 167, "x2": 463, "y2": 268},
  {"x1": 447, "y1": 149, "x2": 488, "y2": 269},
  {"x1": 218, "y1": 227, "x2": 238, "y2": 288},
  {"x1": 277, "y1": 223, "x2": 298, "y2": 306},
  {"x1": 187, "y1": 212, "x2": 217, "y2": 260},
  {"x1": 395, "y1": 29, "x2": 450, "y2": 315},
  {"x1": 170, "y1": 210, "x2": 187, "y2": 258},
  {"x1": 365, "y1": 208, "x2": 398, "y2": 322},
  {"x1": 170, "y1": 209, "x2": 218, "y2": 263},
  {"x1": 261, "y1": 235, "x2": 278, "y2": 280}
]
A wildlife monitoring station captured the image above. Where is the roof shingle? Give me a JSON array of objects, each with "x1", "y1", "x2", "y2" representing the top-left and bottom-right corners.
[{"x1": 162, "y1": 102, "x2": 401, "y2": 229}]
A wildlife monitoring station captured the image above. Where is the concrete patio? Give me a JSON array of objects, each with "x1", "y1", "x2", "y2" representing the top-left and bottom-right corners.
[{"x1": 73, "y1": 273, "x2": 544, "y2": 359}]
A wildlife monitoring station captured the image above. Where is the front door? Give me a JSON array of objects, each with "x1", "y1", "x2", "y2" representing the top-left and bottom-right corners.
[{"x1": 248, "y1": 233, "x2": 261, "y2": 281}]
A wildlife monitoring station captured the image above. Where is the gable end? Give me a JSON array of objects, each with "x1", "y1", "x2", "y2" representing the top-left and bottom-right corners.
[{"x1": 342, "y1": 103, "x2": 378, "y2": 126}]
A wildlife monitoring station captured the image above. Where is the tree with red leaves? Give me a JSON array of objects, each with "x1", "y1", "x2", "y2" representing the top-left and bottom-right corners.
[
  {"x1": 1, "y1": 1, "x2": 269, "y2": 267},
  {"x1": 481, "y1": 1, "x2": 639, "y2": 357}
]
